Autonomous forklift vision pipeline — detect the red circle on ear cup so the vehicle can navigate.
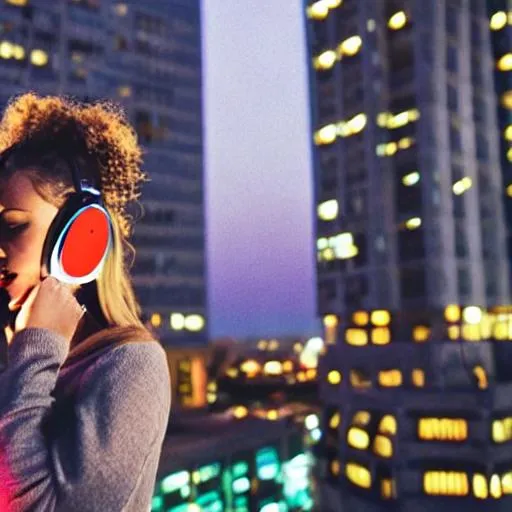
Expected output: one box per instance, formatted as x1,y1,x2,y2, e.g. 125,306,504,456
60,207,110,278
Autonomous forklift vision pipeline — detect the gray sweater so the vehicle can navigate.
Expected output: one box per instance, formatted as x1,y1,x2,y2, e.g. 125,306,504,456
0,327,171,511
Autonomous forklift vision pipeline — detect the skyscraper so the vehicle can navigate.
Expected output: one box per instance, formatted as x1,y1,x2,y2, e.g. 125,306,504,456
487,1,512,265
0,0,207,346
306,0,512,509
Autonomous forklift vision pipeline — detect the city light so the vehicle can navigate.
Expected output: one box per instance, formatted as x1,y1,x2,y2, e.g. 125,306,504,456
150,313,162,327
444,304,461,322
338,35,362,57
473,474,488,499
378,369,402,387
307,0,343,21
184,314,205,331
5,0,27,5
498,53,512,71
327,370,342,384
412,368,425,387
314,123,337,145
388,11,407,30
490,11,507,30
263,361,283,376
233,406,248,419
240,359,261,377
405,217,421,230
424,471,469,496
505,125,512,141
402,171,420,186
413,325,430,342
30,49,49,67
346,463,371,489
371,310,390,326
345,328,368,346
329,412,341,429
379,415,397,435
347,427,369,449
503,91,512,110
170,313,185,330
452,177,472,195
314,50,337,70
373,435,392,458
317,199,338,221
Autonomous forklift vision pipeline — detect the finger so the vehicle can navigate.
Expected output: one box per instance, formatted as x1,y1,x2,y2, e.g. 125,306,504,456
8,284,40,312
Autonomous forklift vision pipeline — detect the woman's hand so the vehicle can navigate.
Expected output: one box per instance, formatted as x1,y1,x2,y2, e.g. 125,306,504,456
10,277,85,344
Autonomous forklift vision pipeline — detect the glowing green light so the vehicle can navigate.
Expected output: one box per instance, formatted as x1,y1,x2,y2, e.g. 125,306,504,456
150,495,163,511
232,461,249,478
161,470,189,494
233,476,251,494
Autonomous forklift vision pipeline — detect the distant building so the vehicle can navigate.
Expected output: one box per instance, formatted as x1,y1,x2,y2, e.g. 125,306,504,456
0,0,207,346
306,0,512,510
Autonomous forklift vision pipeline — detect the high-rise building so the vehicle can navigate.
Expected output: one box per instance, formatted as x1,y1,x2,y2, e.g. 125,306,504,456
306,0,512,510
0,0,207,346
487,1,512,263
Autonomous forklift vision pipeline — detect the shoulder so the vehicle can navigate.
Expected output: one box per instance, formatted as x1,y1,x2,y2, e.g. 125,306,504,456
78,341,171,425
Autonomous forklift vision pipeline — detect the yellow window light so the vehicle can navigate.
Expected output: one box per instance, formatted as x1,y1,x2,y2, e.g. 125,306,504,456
371,310,391,326
490,11,507,30
307,3,329,20
413,325,430,342
345,113,367,135
329,412,341,429
345,328,368,346
352,311,369,326
402,171,420,186
502,91,512,110
412,368,425,387
30,49,49,67
347,427,369,450
350,369,371,389
373,435,393,458
314,50,337,70
388,11,407,30
257,339,268,350
330,459,341,476
267,409,278,421
150,313,162,328
12,44,25,60
170,313,185,330
463,306,482,324
240,359,261,377
405,217,421,230
339,35,362,57
444,304,460,323
398,136,414,149
325,0,343,7
379,415,397,435
505,125,512,141
282,360,293,373
498,53,512,72
118,86,132,98
6,0,28,6
462,324,481,341
381,478,395,499
502,472,512,495
267,339,279,350
346,462,371,489
378,369,402,387
226,367,238,378
508,147,512,163
353,410,371,426
418,418,468,441
263,361,282,376
377,112,391,127
473,474,488,499
0,41,14,59
233,405,248,419
293,342,303,353
327,370,342,385
314,124,337,145
184,314,205,331
452,177,472,195
318,199,339,220
490,474,502,499
424,471,469,496
323,314,339,328
371,327,390,345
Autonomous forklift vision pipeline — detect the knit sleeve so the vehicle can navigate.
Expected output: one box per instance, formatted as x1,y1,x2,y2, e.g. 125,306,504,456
0,327,171,511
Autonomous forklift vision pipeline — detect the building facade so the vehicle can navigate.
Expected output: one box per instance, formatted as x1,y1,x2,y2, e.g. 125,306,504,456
0,0,207,346
306,0,512,509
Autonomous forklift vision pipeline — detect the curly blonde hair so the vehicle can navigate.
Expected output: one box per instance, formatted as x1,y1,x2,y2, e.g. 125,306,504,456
0,92,149,238
0,92,156,345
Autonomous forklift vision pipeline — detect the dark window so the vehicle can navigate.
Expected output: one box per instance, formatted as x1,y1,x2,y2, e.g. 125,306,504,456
398,229,425,262
450,124,462,153
476,134,489,162
344,274,368,308
400,267,426,299
447,45,458,72
446,5,458,36
353,233,368,267
447,83,458,112
455,223,468,257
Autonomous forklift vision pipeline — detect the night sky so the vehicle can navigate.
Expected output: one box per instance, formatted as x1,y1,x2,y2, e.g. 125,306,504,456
203,1,321,339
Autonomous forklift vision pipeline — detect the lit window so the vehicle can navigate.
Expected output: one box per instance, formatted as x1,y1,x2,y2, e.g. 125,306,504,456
353,411,371,425
257,339,268,350
340,113,367,136
263,361,282,375
418,418,468,441
402,171,420,186
347,427,369,450
314,124,337,145
508,147,512,162
329,412,341,429
367,19,376,32
502,91,512,110
378,415,397,435
5,0,28,5
405,217,421,230
30,49,49,67
150,313,162,327
373,435,392,457
307,3,329,20
412,369,425,387
318,199,339,221
413,325,430,342
462,306,482,324
452,177,472,195
398,136,414,149
170,313,185,330
233,406,248,419
345,328,368,346
184,314,205,331
473,474,488,499
492,417,512,443
352,311,369,326
371,327,390,345
505,125,512,141
447,325,460,340
314,50,337,71
378,369,402,387
12,44,25,60
502,472,512,495
114,3,128,16
350,370,371,389
424,471,469,496
118,86,132,98
498,53,512,71
0,41,14,59
490,11,507,30
339,35,362,57
327,370,342,385
490,474,502,499
388,11,407,30
330,459,341,476
323,314,338,328
381,478,395,499
371,310,390,326
346,462,371,489
444,304,460,322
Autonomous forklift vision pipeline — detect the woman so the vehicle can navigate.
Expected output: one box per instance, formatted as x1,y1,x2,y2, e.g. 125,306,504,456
0,93,171,511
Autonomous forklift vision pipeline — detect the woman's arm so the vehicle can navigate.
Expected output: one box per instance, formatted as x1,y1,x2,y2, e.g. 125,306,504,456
0,327,171,511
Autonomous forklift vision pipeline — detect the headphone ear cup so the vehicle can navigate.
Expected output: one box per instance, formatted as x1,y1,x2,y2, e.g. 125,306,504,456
43,197,113,284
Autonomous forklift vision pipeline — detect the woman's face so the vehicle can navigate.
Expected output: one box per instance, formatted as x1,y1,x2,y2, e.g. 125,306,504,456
0,171,59,309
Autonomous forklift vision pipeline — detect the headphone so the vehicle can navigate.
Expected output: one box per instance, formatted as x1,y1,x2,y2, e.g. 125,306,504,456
0,143,114,285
